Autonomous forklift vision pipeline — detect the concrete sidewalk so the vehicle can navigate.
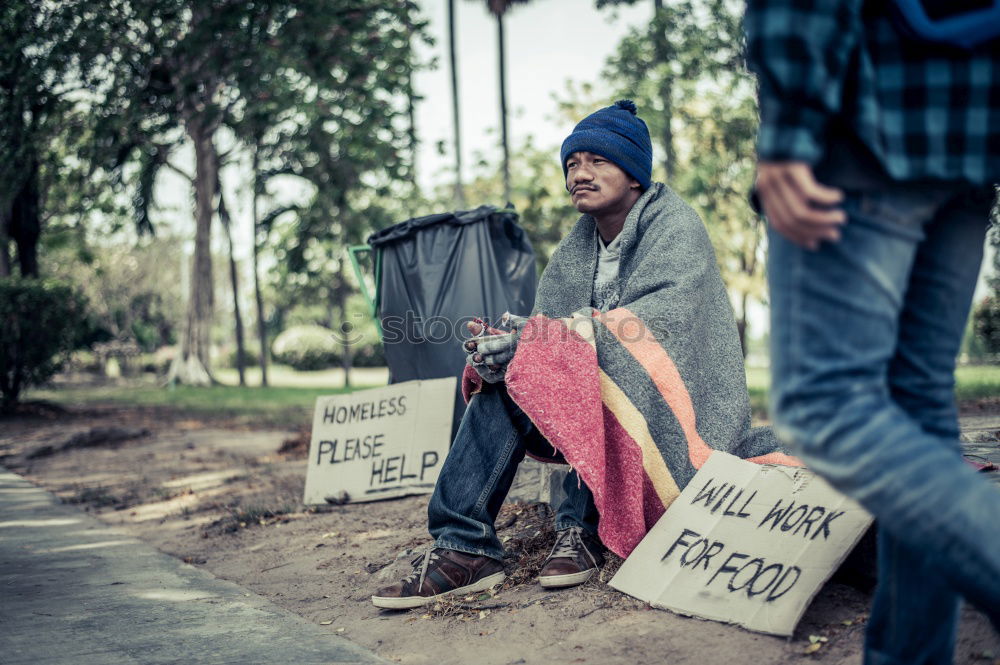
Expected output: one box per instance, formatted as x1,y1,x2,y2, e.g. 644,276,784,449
0,469,386,665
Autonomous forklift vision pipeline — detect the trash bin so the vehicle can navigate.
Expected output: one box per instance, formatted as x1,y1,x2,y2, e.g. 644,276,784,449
366,205,536,437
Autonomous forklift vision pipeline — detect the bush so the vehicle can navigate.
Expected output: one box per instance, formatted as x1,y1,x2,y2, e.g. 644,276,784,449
351,341,386,368
0,277,89,408
973,295,1000,355
225,348,260,369
271,325,341,371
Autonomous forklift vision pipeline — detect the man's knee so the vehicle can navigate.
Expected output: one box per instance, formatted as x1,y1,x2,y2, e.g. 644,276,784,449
770,386,835,456
771,383,878,461
888,376,959,439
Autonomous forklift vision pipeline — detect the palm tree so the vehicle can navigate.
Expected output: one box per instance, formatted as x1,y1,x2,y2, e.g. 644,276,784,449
482,0,530,204
448,0,465,208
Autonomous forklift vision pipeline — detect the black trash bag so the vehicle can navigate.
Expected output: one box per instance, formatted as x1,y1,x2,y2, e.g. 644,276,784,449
368,206,536,437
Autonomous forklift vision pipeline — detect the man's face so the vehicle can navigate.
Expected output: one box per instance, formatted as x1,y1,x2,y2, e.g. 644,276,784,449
565,151,640,215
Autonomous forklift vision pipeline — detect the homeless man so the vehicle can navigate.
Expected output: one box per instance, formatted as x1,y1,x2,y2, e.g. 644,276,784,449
372,100,796,610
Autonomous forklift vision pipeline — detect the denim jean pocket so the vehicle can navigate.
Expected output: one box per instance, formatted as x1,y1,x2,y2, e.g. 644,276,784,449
852,186,955,240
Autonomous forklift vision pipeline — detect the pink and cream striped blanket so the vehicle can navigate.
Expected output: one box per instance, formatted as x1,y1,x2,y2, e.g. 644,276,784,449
463,311,801,558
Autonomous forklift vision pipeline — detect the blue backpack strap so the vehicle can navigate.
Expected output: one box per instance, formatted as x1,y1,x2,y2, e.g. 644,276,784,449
891,0,1000,49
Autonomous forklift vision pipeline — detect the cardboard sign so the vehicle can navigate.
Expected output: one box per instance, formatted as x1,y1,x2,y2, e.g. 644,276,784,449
610,451,872,636
303,378,456,504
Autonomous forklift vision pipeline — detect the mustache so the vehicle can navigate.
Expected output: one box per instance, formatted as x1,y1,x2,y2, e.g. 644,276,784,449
571,184,599,194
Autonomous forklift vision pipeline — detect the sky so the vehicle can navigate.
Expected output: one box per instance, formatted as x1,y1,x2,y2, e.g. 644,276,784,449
411,0,652,192
152,0,992,322
157,0,651,241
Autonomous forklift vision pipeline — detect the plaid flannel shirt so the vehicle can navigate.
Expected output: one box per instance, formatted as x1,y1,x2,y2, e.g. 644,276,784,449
745,0,1000,185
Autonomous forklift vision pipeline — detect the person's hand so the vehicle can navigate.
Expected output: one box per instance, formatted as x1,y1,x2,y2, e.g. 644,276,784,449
463,314,529,383
755,161,846,250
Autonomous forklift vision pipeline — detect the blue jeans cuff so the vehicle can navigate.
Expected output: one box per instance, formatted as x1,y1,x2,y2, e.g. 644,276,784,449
433,538,504,562
553,519,599,538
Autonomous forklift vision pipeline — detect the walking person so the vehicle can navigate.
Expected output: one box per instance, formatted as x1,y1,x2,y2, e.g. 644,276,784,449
745,0,1000,661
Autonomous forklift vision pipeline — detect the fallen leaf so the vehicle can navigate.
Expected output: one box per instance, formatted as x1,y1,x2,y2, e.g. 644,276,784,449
803,643,822,655
841,620,853,626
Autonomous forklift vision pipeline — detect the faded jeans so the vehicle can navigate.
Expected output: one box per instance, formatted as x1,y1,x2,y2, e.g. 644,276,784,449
427,384,599,561
768,181,1000,664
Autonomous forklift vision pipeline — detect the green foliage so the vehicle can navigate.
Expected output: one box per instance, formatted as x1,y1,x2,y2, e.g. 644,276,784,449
0,277,88,408
439,134,579,272
973,296,1000,355
970,211,1000,357
226,349,261,369
352,342,386,368
42,238,183,351
28,381,364,427
271,324,341,371
1,0,129,275
595,0,764,345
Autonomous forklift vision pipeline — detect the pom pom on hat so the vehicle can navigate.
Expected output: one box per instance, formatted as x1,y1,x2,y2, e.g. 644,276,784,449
614,99,637,114
560,100,653,190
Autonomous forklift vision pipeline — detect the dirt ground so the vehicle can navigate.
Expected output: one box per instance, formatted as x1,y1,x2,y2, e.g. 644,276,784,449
2,403,998,665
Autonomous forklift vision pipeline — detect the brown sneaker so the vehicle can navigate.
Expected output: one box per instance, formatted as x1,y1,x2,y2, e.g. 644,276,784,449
371,548,505,609
538,527,605,589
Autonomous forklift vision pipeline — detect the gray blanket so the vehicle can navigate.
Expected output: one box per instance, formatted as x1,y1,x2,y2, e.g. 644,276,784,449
531,182,793,493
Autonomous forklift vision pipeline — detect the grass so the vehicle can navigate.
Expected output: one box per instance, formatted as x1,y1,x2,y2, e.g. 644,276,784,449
24,363,999,425
953,364,1000,402
746,364,1000,417
746,366,769,416
26,364,389,426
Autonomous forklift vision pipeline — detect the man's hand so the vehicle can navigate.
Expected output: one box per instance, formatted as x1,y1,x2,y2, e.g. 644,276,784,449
463,314,529,383
755,161,846,250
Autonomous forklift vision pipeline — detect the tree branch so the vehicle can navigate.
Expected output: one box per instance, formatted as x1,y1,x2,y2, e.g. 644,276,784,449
163,160,194,183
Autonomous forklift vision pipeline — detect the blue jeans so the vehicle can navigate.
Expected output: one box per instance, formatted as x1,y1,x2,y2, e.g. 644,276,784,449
427,385,600,561
768,182,1000,664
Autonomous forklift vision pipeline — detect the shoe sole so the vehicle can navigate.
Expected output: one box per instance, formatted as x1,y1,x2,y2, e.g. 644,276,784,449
538,568,597,589
371,572,506,609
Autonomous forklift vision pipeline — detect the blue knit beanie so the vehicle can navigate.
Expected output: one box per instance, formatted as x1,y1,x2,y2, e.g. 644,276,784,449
560,99,653,190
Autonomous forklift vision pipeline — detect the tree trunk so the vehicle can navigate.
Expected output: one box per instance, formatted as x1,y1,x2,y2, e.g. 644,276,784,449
406,55,419,196
448,0,465,208
658,76,675,180
737,291,748,358
251,147,269,387
218,181,246,387
0,207,11,278
167,119,217,386
651,2,676,180
496,13,510,204
8,155,40,278
336,262,352,390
